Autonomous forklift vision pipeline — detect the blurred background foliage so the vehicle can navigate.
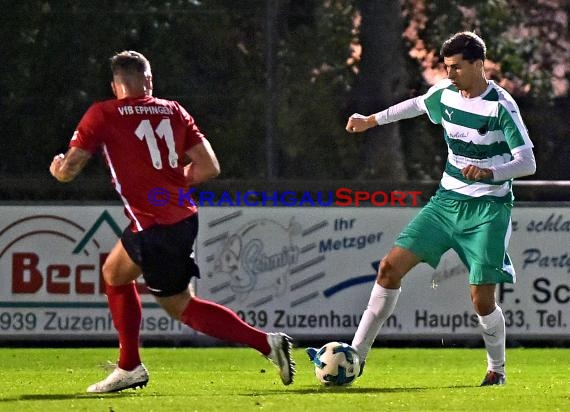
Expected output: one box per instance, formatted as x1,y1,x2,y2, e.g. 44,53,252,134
0,0,568,189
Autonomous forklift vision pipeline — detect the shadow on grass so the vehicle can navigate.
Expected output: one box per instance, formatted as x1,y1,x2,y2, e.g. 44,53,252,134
247,384,476,395
0,384,478,402
0,392,165,402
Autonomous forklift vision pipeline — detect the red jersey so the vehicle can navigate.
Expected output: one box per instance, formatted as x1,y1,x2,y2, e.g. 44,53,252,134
70,95,205,231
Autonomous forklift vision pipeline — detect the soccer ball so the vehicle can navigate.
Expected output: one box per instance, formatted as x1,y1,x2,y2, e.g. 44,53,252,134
307,342,361,386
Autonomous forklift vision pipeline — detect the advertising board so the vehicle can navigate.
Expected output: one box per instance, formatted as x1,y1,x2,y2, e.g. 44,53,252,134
0,205,568,342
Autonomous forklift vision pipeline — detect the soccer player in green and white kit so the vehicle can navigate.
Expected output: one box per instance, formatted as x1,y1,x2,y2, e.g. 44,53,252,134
345,32,536,386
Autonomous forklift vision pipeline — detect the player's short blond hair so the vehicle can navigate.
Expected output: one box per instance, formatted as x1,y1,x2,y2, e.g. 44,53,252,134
110,50,152,77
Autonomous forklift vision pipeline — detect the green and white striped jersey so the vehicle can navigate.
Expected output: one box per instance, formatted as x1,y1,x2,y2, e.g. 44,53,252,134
420,79,533,203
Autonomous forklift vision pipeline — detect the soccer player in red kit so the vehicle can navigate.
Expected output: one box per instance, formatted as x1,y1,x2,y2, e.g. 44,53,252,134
50,51,295,393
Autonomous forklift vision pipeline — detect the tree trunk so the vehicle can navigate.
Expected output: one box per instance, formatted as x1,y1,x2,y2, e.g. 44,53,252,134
354,0,409,181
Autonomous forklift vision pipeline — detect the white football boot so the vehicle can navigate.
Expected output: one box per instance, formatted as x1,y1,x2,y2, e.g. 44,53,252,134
266,332,295,385
86,363,149,393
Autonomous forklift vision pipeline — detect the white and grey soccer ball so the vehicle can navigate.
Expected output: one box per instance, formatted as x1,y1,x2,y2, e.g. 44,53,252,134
307,342,361,386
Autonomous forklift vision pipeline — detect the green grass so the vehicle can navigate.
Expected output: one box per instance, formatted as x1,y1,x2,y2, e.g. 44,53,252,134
0,347,568,411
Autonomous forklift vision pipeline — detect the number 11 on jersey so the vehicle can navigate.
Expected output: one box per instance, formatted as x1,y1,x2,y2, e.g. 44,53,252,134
135,118,178,169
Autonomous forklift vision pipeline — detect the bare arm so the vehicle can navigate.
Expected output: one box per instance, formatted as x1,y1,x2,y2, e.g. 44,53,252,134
183,139,220,186
49,147,92,182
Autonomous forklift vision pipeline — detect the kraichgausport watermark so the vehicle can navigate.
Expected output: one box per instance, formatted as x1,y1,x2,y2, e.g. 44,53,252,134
147,188,423,207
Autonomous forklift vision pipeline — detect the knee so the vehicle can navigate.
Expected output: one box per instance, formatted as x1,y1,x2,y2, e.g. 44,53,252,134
158,291,193,322
101,260,113,282
378,257,403,287
102,260,121,286
471,294,496,316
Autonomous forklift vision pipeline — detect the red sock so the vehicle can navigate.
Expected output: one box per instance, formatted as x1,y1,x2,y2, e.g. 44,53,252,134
106,282,142,370
181,297,271,355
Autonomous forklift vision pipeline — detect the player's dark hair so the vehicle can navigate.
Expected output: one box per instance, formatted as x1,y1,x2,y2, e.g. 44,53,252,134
110,51,151,76
440,32,486,62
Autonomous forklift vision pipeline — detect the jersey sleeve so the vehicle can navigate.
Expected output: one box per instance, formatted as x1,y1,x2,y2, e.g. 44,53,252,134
69,103,105,154
497,98,534,154
177,103,205,151
374,96,425,125
489,147,536,181
418,79,452,125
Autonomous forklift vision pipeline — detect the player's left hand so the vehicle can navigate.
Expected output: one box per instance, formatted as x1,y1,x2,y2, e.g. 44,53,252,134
461,165,493,181
346,113,376,133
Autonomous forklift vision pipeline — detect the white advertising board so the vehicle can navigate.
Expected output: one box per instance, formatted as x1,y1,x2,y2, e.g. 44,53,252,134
195,206,570,340
0,205,568,341
0,206,194,340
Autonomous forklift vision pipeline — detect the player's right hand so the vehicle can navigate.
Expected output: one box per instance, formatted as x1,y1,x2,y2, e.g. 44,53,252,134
49,153,65,177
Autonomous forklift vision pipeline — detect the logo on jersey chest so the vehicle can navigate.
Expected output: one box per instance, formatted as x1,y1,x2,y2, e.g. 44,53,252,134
477,125,489,135
448,124,489,140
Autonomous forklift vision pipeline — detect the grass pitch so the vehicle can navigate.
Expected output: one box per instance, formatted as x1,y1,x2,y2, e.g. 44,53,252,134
0,347,568,411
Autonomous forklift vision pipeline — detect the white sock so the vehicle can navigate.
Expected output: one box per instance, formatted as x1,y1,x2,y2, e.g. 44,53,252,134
478,306,506,375
351,283,401,362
